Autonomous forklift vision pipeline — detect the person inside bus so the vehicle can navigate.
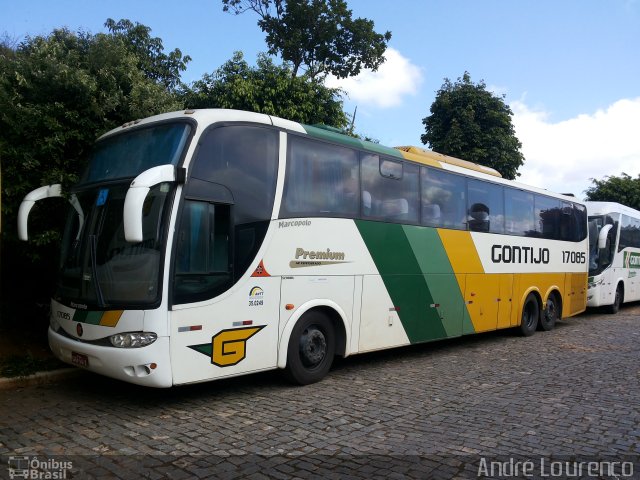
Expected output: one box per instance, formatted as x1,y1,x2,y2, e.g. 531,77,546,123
468,202,490,232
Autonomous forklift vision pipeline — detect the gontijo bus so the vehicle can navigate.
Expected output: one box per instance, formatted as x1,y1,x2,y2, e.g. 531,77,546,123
18,109,589,387
586,201,640,313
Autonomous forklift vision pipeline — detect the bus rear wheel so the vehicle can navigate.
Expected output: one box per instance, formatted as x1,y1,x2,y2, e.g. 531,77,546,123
285,311,335,385
519,293,540,336
539,292,560,331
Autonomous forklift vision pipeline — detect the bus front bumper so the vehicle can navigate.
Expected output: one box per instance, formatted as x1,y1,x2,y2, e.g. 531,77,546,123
48,327,173,387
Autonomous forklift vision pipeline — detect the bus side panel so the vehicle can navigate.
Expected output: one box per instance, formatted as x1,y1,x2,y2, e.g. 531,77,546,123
565,272,588,316
622,250,640,302
355,221,472,345
359,275,410,352
463,273,513,332
170,276,281,385
279,275,355,345
628,270,640,302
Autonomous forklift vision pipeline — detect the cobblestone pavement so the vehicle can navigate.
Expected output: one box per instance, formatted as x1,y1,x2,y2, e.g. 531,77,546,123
1,307,639,479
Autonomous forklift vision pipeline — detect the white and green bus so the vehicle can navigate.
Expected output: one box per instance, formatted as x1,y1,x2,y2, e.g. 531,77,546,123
586,201,640,313
18,109,589,387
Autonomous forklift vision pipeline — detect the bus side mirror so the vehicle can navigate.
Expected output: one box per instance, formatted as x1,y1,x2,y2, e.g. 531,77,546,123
123,165,185,243
597,224,613,250
18,184,63,241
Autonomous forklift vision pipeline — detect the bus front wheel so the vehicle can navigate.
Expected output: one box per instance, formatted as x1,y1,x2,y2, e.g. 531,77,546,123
285,311,335,385
519,293,540,336
606,284,623,314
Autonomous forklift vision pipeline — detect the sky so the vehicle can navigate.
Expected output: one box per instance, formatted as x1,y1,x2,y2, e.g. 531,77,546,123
2,0,639,200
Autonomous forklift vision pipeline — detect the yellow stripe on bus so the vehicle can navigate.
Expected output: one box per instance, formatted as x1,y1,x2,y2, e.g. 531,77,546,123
437,230,484,274
100,310,123,327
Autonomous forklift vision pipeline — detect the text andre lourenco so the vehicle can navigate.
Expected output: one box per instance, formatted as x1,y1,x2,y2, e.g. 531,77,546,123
477,457,634,478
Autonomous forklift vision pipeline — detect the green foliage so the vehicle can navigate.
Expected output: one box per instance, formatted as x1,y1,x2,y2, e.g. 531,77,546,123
105,18,191,91
0,25,183,256
421,72,525,180
222,0,391,79
181,51,349,128
584,173,640,210
0,23,186,322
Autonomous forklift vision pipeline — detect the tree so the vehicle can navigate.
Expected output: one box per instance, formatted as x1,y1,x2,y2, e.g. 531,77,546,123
222,0,391,79
181,51,348,128
421,72,524,180
105,18,191,91
0,26,183,248
584,173,640,210
0,23,185,326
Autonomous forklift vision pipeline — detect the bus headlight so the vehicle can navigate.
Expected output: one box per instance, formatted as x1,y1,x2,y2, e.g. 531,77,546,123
110,332,157,348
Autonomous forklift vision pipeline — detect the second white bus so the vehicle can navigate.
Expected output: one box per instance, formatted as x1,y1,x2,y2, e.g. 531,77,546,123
586,201,640,312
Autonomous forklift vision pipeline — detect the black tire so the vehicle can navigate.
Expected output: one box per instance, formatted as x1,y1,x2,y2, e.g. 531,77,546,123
539,292,560,331
519,293,540,336
606,285,623,314
285,311,335,385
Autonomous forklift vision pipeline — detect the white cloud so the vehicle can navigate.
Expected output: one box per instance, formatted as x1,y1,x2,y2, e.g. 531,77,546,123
325,48,423,108
512,97,640,200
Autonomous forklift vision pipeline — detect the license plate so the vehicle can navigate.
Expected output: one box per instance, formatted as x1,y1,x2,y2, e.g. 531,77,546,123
71,352,89,368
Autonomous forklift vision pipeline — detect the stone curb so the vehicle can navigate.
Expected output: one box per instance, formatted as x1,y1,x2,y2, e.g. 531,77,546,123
0,368,83,390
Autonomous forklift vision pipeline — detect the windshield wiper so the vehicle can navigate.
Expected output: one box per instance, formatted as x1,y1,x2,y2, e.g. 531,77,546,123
89,234,107,308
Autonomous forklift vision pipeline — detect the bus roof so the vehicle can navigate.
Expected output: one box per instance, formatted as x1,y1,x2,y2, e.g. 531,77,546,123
394,146,502,177
584,201,640,218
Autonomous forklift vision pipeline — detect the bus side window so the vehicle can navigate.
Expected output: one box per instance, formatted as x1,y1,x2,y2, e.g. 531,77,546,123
572,203,587,242
559,202,573,241
467,179,504,234
534,195,561,239
281,136,359,218
189,125,278,283
173,200,231,304
618,214,640,252
361,154,419,223
504,188,534,236
421,167,466,230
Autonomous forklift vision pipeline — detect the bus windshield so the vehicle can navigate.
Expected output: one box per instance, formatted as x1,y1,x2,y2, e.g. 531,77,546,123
78,122,191,185
56,183,172,309
55,122,192,308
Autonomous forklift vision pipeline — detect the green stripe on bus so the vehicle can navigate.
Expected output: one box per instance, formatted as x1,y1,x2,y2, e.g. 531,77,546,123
188,343,213,357
402,226,475,336
355,220,449,343
73,310,103,325
302,125,404,159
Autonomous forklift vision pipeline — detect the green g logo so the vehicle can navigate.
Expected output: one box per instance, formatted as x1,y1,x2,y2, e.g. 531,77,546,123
188,326,265,366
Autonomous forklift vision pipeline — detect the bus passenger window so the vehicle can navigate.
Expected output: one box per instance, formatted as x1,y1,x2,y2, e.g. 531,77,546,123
534,195,561,239
504,188,534,236
421,167,466,230
361,154,418,223
572,203,587,242
467,179,504,233
281,136,359,217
